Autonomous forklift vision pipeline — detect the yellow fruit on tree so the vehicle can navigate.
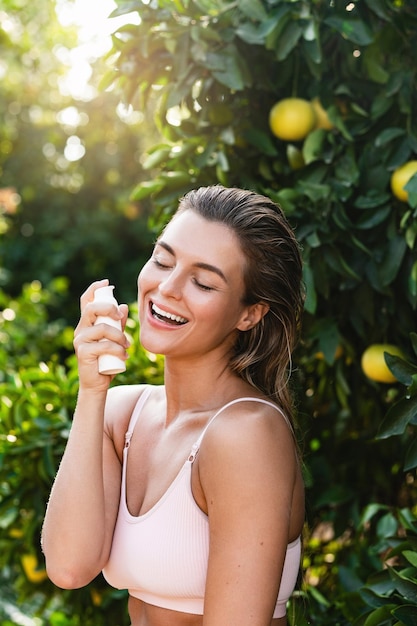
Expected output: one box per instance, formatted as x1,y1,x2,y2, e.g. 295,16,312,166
361,344,404,383
390,160,417,202
21,554,48,584
312,97,334,130
269,98,316,141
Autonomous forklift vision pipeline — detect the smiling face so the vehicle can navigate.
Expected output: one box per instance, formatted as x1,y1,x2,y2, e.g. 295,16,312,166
138,210,261,363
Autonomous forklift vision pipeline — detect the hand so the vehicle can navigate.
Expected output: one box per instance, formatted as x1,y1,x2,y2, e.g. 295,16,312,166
73,279,130,391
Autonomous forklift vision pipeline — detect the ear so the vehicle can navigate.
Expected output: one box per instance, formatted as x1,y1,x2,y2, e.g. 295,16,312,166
237,302,270,331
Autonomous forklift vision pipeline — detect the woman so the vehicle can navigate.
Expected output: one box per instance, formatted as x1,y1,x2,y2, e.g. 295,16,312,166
42,185,305,626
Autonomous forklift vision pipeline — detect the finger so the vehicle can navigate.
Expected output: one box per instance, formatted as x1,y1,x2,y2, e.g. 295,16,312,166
76,338,129,363
77,291,124,332
80,279,109,312
74,322,127,347
119,304,129,330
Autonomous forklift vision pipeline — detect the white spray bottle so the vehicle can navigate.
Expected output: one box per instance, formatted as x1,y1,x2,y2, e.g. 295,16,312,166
93,285,126,375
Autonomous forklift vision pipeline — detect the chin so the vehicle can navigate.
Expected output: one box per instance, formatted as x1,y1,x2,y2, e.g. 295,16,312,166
139,329,165,356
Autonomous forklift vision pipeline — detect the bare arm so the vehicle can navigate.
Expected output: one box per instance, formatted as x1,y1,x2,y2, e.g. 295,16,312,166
199,404,303,626
41,280,131,589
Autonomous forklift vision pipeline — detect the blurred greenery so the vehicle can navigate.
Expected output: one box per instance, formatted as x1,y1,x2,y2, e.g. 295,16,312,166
1,0,417,624
0,0,157,322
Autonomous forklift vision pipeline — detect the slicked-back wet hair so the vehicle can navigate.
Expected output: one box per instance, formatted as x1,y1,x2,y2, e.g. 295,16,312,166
176,185,304,425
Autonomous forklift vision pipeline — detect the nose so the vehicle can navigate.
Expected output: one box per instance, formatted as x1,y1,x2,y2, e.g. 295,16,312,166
158,268,183,299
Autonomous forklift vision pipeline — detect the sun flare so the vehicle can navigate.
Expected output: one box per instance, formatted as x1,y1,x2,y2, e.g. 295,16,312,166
55,0,140,100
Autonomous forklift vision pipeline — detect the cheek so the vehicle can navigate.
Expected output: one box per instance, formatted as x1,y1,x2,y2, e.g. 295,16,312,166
138,261,152,293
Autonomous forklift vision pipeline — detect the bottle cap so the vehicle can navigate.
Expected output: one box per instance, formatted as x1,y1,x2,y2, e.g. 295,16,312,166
94,286,116,302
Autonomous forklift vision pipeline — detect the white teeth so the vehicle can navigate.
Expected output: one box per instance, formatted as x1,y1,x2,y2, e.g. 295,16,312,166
151,303,187,324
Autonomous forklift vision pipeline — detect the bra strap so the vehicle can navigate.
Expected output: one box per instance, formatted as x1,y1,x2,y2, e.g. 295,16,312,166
124,386,153,449
188,397,289,462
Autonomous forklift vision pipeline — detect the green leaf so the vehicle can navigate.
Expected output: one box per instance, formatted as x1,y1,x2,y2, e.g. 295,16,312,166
371,96,395,121
303,129,326,165
323,248,362,281
392,605,417,626
403,551,417,568
207,45,250,90
306,232,321,248
350,233,372,256
325,16,375,46
159,171,190,188
141,146,172,170
376,513,398,539
354,192,391,209
363,604,395,626
235,13,284,46
378,396,417,439
275,188,299,214
307,585,331,607
375,127,406,147
303,37,322,66
384,354,417,386
130,180,165,200
302,19,322,64
406,226,417,250
364,569,395,596
303,263,317,314
356,205,391,230
238,0,268,22
398,508,417,532
298,181,332,203
190,24,222,44
405,174,417,209
265,7,292,51
316,319,341,364
363,604,396,625
404,437,417,471
365,0,391,20
275,21,303,61
378,236,407,286
236,22,268,45
363,44,390,84
166,67,202,108
110,1,141,18
244,128,278,156
388,566,417,603
359,587,393,610
0,505,19,529
360,503,389,527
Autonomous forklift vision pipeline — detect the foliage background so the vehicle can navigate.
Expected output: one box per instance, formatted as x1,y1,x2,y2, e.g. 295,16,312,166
0,0,416,624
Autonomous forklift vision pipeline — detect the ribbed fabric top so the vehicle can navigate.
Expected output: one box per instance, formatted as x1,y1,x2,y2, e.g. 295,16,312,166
102,387,301,616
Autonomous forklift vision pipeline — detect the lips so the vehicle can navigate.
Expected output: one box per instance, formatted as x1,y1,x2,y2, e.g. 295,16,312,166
150,302,188,325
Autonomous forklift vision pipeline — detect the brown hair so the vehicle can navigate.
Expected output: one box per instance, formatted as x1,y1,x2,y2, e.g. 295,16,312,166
177,185,304,423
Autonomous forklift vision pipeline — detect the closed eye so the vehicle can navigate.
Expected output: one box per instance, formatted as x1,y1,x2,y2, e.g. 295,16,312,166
192,278,214,291
152,257,171,269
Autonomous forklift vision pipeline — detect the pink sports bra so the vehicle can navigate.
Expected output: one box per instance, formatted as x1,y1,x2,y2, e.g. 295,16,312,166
103,387,301,617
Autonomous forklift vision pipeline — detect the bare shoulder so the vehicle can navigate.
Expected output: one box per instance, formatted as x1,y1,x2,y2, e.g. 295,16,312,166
104,384,161,457
202,399,297,464
198,398,300,498
197,397,303,537
105,383,144,416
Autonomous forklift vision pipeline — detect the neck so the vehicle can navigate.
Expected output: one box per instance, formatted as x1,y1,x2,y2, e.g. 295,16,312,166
162,355,249,420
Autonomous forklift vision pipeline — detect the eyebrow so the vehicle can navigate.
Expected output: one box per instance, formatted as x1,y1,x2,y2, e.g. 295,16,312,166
156,240,228,284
